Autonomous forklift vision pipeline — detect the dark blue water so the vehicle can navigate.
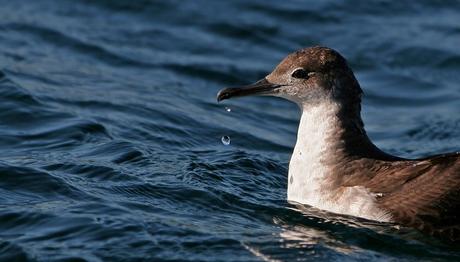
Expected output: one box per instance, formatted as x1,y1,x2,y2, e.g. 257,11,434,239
1,0,460,261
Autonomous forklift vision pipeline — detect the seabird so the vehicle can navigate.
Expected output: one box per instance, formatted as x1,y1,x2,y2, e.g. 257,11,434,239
217,46,460,242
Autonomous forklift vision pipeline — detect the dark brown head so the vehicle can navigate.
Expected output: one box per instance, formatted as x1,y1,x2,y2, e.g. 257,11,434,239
217,46,362,107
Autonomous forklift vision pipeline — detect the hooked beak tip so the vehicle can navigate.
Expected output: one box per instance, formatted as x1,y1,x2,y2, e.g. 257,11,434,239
216,88,232,102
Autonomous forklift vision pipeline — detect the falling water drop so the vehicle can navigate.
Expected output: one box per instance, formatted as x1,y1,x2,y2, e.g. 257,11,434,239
221,135,231,145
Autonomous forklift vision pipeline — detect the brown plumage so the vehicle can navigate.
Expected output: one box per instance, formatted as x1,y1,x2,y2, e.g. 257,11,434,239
362,153,460,241
217,46,460,242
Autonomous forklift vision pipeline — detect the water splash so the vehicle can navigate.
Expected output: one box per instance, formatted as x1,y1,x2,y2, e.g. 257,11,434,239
221,107,232,145
221,135,231,145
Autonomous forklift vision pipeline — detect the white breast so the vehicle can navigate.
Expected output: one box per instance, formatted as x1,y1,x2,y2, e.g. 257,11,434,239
287,103,392,222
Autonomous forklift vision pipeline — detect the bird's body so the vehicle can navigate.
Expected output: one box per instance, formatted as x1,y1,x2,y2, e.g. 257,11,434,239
217,46,460,242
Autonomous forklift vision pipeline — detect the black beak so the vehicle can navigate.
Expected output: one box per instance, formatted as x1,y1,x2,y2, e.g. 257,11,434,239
217,78,284,102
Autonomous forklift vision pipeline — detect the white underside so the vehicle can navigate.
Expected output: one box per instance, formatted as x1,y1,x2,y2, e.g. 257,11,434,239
287,103,392,222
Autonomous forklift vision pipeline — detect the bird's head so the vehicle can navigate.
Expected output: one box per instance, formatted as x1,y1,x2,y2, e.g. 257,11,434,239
217,46,362,107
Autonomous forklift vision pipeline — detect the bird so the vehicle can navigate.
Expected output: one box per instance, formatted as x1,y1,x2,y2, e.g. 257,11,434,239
216,46,460,242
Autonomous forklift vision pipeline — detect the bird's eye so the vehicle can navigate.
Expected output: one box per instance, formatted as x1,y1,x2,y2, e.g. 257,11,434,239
291,68,309,79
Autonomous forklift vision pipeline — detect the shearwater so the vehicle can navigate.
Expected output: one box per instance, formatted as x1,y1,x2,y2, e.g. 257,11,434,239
217,46,460,242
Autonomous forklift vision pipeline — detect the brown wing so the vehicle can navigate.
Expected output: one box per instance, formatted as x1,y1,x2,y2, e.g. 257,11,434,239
375,153,460,242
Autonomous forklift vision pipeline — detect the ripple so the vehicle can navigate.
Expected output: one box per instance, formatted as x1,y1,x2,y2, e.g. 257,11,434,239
43,163,138,183
388,46,460,68
0,119,111,151
208,22,278,38
162,63,247,85
437,55,460,70
1,0,460,260
407,118,460,141
2,23,156,68
0,74,43,108
0,163,92,203
243,2,340,23
0,240,29,262
402,116,460,156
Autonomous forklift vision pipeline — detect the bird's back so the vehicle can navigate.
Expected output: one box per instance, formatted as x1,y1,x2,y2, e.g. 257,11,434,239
364,152,460,242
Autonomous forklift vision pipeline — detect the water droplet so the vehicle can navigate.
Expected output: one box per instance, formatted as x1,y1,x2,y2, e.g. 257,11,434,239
221,135,231,145
225,107,231,112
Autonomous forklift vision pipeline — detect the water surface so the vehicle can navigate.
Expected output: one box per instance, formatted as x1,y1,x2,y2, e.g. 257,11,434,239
1,0,460,261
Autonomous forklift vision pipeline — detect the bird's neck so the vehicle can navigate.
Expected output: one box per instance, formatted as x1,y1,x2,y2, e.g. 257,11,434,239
294,101,375,164
287,101,394,221
288,101,387,197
